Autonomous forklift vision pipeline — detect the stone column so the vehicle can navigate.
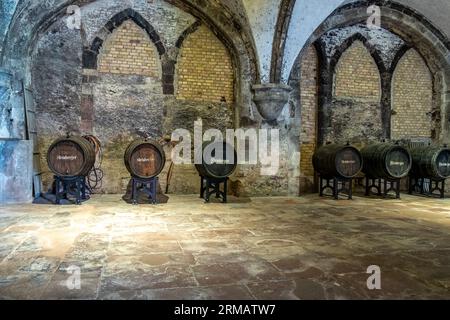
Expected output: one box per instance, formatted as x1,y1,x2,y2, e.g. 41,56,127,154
252,83,299,196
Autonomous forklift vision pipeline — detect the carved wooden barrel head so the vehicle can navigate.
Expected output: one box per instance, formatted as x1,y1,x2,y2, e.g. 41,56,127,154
385,146,411,178
335,146,363,178
124,139,166,179
195,141,238,179
47,136,96,177
361,143,412,179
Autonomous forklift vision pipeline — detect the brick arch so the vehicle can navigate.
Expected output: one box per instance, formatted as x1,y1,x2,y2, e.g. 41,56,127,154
329,33,386,74
82,8,166,70
286,1,450,145
2,0,259,126
97,20,162,78
333,39,382,101
270,0,296,83
175,20,202,52
175,25,235,104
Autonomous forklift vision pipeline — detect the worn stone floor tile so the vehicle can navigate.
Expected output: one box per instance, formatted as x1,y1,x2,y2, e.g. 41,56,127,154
108,239,181,256
246,280,298,300
193,252,262,265
0,272,53,299
101,285,254,300
40,271,101,300
179,239,247,254
0,253,60,276
100,263,197,292
192,261,285,286
1,194,450,299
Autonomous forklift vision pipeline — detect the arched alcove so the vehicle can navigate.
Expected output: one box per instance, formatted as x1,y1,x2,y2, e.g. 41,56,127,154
392,49,433,140
176,25,234,105
334,41,381,101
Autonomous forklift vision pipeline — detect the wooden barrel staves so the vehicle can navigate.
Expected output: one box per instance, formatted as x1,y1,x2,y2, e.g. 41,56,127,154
312,144,363,179
410,145,450,180
47,136,96,177
361,143,412,179
124,139,166,179
195,141,238,179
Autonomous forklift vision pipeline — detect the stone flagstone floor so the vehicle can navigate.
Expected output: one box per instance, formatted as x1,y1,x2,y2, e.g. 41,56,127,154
0,194,449,300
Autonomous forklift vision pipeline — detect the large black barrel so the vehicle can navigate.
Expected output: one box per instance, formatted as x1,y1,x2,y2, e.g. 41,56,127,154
361,143,412,179
47,136,96,177
312,144,363,178
124,139,166,179
410,145,450,180
195,141,237,179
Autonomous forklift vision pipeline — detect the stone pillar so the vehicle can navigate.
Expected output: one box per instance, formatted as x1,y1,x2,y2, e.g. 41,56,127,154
0,68,33,203
252,83,299,196
0,69,14,138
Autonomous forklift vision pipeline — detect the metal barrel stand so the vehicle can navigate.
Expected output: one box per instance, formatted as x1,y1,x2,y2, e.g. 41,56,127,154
200,176,228,203
131,176,158,205
319,176,353,200
365,177,401,199
54,175,87,205
409,177,445,199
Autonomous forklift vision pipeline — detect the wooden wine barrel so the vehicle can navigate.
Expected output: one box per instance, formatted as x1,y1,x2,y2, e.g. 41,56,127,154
312,144,363,179
410,145,450,180
124,139,166,179
195,141,237,179
361,143,412,179
47,136,96,177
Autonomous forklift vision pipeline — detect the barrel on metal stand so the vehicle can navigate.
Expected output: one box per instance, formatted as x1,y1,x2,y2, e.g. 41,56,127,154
313,143,363,200
47,136,96,177
410,145,450,180
361,143,412,179
124,139,166,179
312,144,363,179
195,141,237,203
195,141,238,179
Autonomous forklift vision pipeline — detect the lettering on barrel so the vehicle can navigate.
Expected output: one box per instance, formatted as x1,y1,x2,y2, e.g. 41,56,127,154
137,158,151,163
210,158,231,165
341,160,356,164
57,155,78,161
439,162,450,167
390,161,405,166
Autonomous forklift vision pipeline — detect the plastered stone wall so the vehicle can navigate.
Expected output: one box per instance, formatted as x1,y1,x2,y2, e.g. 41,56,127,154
392,49,433,140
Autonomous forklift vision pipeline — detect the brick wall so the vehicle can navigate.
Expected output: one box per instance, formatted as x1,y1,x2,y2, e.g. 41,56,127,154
98,20,160,77
334,41,381,100
176,25,234,104
299,45,319,193
392,49,433,140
